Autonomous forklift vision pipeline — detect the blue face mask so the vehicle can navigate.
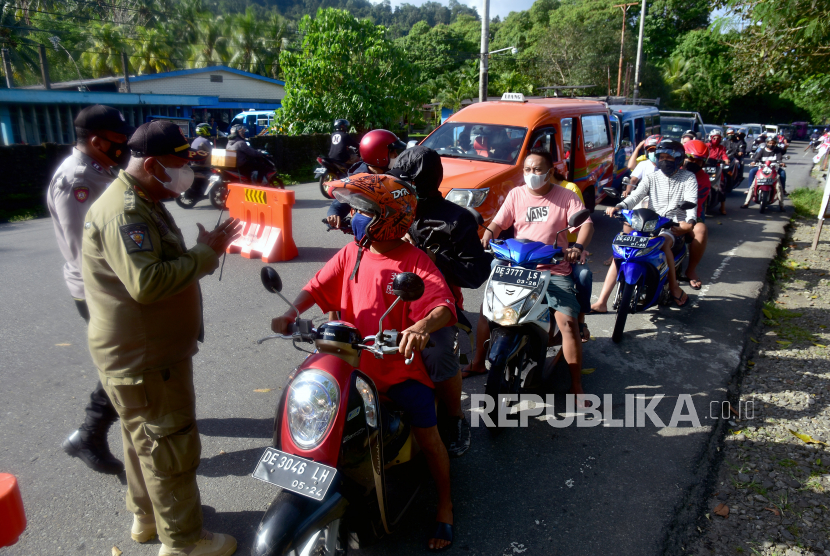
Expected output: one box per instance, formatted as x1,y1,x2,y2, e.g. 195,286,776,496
351,213,373,242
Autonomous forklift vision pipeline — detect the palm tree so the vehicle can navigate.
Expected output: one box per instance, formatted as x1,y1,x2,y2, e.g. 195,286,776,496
132,25,176,74
81,22,126,77
663,55,695,104
227,7,266,74
191,15,229,68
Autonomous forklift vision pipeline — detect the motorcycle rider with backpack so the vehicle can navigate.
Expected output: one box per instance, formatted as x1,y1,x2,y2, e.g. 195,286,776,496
227,124,275,183
390,146,492,457
325,129,406,229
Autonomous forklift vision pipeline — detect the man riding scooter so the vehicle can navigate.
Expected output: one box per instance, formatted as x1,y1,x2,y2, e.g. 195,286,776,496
741,136,787,211
681,140,711,290
706,129,730,215
328,118,360,166
724,128,746,190
272,173,457,551
390,146,492,457
227,124,275,183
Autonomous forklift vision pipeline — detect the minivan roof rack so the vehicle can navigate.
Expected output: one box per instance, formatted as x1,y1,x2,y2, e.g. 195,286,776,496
584,96,660,107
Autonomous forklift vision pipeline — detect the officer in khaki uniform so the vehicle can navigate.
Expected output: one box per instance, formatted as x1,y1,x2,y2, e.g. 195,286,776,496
82,120,241,556
47,104,134,475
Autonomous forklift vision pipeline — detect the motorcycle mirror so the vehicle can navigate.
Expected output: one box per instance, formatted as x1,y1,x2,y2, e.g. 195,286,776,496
465,206,485,228
602,186,620,199
679,201,697,210
568,208,591,228
406,139,419,149
261,266,283,293
392,272,425,302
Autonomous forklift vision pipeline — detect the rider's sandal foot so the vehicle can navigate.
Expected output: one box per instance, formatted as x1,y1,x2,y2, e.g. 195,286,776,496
460,364,486,379
689,279,702,290
587,307,607,315
740,204,749,209
428,521,454,552
672,291,691,308
579,322,590,343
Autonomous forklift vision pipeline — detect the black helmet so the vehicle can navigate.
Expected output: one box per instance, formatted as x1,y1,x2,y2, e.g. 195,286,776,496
654,138,685,166
334,119,350,132
229,124,246,139
681,129,696,140
388,146,443,200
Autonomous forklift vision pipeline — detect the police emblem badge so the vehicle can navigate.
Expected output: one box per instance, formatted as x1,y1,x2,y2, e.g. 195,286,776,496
73,187,90,203
119,223,154,253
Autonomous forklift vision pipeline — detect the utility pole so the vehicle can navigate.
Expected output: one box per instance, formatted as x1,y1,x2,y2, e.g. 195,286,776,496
613,3,638,97
2,48,15,88
632,0,647,103
121,51,131,93
38,44,51,89
479,0,489,103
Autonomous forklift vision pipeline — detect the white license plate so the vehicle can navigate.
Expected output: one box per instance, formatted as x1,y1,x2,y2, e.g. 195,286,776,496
252,448,337,500
704,167,717,173
492,266,542,288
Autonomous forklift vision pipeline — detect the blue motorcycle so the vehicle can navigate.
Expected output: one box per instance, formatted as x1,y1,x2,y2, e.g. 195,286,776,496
607,199,697,343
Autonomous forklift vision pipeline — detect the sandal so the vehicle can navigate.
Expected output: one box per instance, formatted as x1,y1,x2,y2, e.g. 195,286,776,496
460,364,486,379
428,521,454,552
579,322,590,343
672,291,691,308
689,279,702,290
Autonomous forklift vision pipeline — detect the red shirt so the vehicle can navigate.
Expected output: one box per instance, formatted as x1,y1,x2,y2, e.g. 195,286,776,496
303,241,457,392
693,169,711,218
707,142,729,163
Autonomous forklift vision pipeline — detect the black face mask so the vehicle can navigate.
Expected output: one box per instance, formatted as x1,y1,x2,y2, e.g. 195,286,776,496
102,140,130,168
685,162,701,174
657,159,677,176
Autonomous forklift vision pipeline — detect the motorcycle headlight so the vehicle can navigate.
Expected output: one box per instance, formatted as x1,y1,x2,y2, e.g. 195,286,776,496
630,213,644,231
354,376,377,428
446,188,489,208
493,305,520,326
287,370,339,449
642,219,658,232
519,280,545,319
762,167,772,175
485,282,495,311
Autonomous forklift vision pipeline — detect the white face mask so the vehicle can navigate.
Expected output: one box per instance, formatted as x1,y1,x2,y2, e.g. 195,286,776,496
524,169,549,191
154,162,194,194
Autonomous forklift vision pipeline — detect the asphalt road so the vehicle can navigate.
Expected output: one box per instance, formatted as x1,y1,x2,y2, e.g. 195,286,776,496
0,144,814,556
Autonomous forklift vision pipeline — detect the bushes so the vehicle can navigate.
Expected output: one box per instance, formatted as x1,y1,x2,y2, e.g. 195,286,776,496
0,144,73,223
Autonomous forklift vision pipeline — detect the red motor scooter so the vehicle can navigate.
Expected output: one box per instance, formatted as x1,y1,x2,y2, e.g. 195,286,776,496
749,159,785,213
250,267,430,556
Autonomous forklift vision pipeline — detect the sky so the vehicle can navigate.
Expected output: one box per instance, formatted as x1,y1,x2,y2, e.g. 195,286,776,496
371,0,538,21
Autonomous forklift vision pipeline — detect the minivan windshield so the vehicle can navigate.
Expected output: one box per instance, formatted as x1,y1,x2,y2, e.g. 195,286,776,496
661,118,693,139
421,122,528,165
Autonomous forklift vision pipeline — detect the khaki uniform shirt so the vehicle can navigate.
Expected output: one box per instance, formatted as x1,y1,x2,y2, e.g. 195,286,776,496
82,170,218,376
46,149,116,299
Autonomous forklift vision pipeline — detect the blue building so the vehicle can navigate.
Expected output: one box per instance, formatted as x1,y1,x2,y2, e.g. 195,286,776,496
1,66,285,145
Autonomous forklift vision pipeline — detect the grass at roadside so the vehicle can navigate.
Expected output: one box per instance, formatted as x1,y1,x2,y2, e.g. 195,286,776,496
789,187,823,217
279,162,317,185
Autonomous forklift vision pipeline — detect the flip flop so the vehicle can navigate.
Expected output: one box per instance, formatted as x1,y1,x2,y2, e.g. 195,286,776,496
672,291,691,308
688,278,702,290
428,521,454,552
460,365,487,379
587,308,607,315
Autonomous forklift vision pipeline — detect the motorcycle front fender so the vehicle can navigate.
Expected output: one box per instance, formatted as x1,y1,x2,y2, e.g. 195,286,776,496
488,326,528,368
619,261,645,286
251,489,349,556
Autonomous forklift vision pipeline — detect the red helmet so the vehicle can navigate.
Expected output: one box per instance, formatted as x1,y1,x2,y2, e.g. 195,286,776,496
644,134,663,151
684,139,708,161
359,130,407,169
331,173,416,243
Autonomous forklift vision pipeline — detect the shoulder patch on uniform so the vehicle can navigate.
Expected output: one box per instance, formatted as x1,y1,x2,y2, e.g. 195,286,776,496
124,189,136,213
119,223,153,253
73,186,90,203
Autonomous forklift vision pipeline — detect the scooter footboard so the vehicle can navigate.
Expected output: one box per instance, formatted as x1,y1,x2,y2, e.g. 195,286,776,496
251,489,348,556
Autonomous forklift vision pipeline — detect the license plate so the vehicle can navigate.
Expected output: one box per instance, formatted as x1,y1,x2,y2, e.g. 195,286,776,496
757,178,773,185
252,447,337,500
315,167,325,173
613,234,650,248
704,167,717,173
492,266,543,288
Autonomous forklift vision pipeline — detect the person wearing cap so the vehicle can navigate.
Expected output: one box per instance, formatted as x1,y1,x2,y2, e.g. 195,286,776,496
391,146,492,457
82,120,241,556
48,104,134,475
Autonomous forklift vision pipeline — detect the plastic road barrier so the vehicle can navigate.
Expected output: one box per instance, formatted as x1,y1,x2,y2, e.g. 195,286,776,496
811,169,830,250
0,473,26,547
225,184,298,262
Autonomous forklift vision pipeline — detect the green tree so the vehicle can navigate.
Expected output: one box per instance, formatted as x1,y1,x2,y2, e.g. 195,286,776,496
395,20,476,82
641,0,710,59
434,60,478,112
275,8,425,134
664,30,733,121
80,22,126,77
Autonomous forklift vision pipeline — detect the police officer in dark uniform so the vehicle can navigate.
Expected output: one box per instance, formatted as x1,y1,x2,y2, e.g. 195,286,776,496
48,105,134,474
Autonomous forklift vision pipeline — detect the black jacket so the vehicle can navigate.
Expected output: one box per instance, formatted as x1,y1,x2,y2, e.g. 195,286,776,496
725,138,746,158
408,195,491,290
328,131,359,163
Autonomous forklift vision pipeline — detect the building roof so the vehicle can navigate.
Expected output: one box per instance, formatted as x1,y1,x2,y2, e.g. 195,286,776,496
23,65,285,91
128,66,285,86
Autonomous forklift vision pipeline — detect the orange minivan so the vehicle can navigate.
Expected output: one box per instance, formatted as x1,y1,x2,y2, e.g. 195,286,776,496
420,93,615,226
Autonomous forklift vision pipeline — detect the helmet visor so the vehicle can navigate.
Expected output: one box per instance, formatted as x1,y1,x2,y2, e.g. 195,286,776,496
333,189,382,216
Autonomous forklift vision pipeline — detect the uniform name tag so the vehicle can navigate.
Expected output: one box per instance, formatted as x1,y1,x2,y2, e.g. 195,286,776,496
119,223,154,253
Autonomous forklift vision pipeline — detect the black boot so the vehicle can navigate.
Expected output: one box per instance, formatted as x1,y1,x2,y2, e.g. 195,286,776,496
62,381,123,474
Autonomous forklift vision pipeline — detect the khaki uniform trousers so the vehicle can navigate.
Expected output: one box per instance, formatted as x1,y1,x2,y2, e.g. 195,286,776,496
99,358,202,548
